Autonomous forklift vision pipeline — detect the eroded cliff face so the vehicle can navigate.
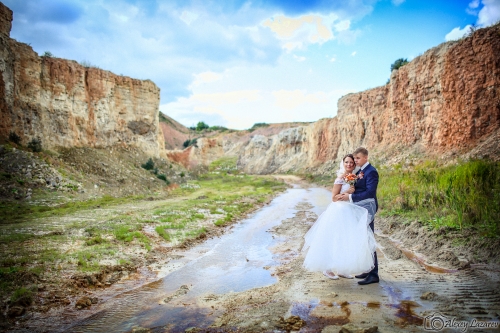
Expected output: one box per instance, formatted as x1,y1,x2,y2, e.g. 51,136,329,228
185,23,499,174
0,3,164,157
336,25,500,159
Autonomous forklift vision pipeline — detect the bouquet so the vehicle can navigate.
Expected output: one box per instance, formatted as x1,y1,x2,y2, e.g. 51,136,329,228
343,173,358,185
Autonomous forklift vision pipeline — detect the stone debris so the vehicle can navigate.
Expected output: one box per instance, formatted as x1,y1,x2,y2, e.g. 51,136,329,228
339,323,378,333
276,315,306,331
420,291,437,300
75,296,92,309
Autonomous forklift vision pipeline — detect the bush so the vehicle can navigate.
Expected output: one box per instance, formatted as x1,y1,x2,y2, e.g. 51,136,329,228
42,51,53,58
27,137,42,152
209,125,228,131
157,174,170,184
183,138,198,148
390,58,409,71
141,158,155,170
180,172,185,178
8,132,21,145
196,121,209,131
249,123,269,131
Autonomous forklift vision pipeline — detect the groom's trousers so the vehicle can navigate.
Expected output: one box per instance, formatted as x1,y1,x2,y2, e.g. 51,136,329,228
369,219,378,275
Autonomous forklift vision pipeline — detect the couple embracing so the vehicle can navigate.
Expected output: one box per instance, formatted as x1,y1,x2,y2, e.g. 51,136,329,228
302,147,380,285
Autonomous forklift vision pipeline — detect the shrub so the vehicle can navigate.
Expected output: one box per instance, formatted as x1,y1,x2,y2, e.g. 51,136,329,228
27,137,42,152
180,172,185,178
141,158,155,170
390,58,409,71
209,125,228,131
183,138,198,148
42,51,53,58
157,174,170,184
249,123,269,132
196,121,209,131
8,132,21,145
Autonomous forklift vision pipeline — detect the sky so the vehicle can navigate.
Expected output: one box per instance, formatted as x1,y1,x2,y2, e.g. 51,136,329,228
4,0,500,130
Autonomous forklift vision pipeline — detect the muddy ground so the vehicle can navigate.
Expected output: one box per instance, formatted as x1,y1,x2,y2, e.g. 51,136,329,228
4,177,500,333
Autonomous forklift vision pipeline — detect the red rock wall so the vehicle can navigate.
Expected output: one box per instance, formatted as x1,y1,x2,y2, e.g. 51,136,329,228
337,24,500,160
0,4,164,156
190,24,499,173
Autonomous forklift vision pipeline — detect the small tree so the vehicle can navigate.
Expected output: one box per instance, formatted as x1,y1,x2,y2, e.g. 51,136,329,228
183,138,198,148
390,58,409,72
8,132,21,145
141,158,155,170
27,137,42,152
196,121,209,131
42,51,53,58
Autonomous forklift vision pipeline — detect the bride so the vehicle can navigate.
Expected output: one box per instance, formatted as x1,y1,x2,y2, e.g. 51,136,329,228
302,154,377,279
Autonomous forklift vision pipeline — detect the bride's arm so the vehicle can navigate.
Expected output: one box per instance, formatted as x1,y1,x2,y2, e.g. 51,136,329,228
331,184,343,202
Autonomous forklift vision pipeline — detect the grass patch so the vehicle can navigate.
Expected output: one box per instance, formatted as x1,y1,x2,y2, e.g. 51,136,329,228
0,195,144,225
155,226,171,241
114,225,151,250
378,159,499,237
10,286,34,304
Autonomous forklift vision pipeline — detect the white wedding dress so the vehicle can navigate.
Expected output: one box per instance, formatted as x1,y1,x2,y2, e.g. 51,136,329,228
302,177,377,276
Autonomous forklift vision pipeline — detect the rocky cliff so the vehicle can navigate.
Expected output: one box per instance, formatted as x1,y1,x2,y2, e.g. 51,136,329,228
183,23,500,174
0,3,164,157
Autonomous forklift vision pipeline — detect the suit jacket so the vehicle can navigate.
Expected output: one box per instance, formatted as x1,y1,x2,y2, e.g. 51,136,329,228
352,163,379,212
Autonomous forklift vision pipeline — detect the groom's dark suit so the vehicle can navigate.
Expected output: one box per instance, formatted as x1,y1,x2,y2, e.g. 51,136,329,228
352,163,379,277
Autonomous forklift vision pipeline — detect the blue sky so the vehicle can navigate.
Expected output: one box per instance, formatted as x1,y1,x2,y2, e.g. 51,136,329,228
4,0,500,129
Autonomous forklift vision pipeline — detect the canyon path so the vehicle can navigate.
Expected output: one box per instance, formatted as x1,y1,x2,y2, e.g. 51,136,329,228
15,178,499,333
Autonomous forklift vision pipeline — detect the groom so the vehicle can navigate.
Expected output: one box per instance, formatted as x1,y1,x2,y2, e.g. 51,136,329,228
338,147,379,285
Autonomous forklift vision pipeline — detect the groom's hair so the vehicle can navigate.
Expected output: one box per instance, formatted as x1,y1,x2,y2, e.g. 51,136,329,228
353,147,369,156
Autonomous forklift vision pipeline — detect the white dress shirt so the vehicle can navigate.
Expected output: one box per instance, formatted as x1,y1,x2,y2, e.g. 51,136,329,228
349,162,370,202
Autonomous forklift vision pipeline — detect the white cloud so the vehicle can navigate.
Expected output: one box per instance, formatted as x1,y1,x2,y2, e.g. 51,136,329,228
191,71,223,87
446,0,500,41
262,13,358,51
180,11,199,25
466,0,480,14
272,90,328,110
330,57,336,62
193,90,262,105
445,25,472,41
470,0,481,8
334,20,350,31
293,55,306,62
351,51,357,56
477,0,500,26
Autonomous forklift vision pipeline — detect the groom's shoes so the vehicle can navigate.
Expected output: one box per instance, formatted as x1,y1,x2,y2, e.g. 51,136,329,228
355,272,369,279
357,274,379,285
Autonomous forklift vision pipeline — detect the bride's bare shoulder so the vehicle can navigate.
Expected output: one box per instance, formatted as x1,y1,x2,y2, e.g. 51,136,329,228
334,175,344,185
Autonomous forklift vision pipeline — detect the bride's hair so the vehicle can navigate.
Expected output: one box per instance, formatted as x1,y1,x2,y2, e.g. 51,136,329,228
343,154,354,162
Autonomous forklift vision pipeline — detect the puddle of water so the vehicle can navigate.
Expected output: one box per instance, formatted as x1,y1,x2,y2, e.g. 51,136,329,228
390,300,424,327
67,187,332,333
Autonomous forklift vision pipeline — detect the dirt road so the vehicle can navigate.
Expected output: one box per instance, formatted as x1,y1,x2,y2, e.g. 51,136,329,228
12,179,500,333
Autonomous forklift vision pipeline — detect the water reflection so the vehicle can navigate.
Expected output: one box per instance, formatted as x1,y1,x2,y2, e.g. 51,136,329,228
68,188,331,332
